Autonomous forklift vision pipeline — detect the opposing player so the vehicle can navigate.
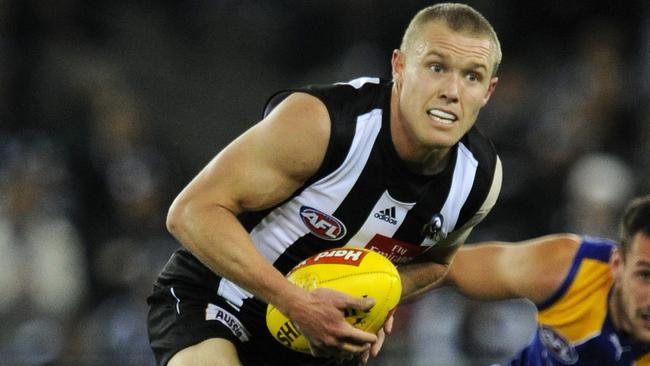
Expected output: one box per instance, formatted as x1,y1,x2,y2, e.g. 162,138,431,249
443,195,650,365
147,3,503,365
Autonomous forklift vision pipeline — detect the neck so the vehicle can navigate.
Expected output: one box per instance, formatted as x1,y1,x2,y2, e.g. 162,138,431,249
402,150,451,175
389,84,451,175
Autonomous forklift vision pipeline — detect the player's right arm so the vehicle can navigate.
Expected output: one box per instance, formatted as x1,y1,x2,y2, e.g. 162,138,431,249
166,92,376,358
444,234,581,304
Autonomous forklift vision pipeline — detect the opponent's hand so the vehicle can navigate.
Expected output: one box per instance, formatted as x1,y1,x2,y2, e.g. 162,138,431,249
360,312,394,364
286,287,378,359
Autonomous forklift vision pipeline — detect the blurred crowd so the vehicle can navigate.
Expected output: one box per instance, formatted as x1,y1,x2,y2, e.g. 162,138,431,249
0,1,648,365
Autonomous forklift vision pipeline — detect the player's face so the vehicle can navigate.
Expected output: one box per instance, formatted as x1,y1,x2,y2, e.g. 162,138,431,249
391,21,498,154
611,232,650,343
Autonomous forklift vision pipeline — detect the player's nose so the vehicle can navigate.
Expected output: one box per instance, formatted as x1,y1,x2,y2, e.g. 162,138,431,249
438,73,460,103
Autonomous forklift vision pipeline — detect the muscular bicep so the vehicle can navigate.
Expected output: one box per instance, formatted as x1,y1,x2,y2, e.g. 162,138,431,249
447,234,581,303
179,93,330,214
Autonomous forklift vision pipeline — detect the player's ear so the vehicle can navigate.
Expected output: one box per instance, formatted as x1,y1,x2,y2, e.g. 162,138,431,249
610,247,624,281
391,49,405,86
482,77,498,106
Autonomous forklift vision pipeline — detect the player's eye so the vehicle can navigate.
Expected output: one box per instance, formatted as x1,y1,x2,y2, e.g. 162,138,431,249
637,271,650,281
466,72,480,82
430,64,443,73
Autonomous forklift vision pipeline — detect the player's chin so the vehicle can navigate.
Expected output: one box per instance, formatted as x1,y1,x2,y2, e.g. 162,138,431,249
423,134,459,150
635,333,650,344
426,126,467,147
632,325,650,343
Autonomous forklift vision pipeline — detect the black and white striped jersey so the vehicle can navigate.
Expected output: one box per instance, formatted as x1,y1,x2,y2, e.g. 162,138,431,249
163,77,501,314
206,77,502,310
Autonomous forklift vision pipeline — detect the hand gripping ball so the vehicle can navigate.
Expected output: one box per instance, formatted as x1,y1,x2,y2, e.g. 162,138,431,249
266,247,401,353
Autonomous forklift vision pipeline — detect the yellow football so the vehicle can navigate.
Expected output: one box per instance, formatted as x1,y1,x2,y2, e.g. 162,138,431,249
266,247,401,353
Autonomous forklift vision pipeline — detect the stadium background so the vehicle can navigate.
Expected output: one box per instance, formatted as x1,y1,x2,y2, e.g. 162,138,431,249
0,0,648,365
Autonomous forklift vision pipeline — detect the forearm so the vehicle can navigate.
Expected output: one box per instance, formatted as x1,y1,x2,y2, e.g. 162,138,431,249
397,236,463,303
398,261,450,303
167,201,305,311
447,236,580,302
445,244,519,301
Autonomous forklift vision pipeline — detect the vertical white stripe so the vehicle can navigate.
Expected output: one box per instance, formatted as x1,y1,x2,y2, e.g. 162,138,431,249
251,109,383,263
170,287,181,315
422,142,478,246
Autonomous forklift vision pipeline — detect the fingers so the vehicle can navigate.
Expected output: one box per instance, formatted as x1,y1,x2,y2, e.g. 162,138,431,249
360,349,370,364
341,341,370,354
311,287,375,312
383,313,394,335
358,326,387,363
306,323,375,358
311,340,371,361
348,295,375,311
336,342,370,364
370,328,384,357
337,328,376,363
345,325,378,344
299,289,380,360
368,314,394,360
352,324,390,364
308,325,375,359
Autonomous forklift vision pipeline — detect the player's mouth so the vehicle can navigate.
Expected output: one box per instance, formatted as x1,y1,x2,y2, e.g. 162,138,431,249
427,108,458,125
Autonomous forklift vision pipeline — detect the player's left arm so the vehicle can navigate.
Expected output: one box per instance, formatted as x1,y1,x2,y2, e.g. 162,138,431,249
398,156,502,303
397,229,466,303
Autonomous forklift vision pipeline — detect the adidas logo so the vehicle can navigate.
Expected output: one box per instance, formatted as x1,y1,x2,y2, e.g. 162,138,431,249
374,206,397,225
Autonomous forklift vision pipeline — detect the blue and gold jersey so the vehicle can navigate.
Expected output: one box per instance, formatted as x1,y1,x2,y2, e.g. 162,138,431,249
508,238,650,365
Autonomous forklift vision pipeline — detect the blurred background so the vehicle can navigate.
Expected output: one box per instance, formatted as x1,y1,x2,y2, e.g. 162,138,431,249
0,0,648,365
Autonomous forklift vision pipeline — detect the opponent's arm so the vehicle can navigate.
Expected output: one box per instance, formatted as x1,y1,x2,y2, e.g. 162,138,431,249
445,234,581,303
166,92,376,357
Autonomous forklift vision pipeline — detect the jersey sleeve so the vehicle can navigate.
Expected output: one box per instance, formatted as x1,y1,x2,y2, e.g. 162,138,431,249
536,239,614,343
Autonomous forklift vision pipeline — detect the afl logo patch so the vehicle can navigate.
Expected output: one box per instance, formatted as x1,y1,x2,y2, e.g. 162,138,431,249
299,206,347,241
539,326,578,364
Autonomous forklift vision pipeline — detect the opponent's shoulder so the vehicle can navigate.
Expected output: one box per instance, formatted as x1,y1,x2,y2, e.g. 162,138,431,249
576,236,617,262
536,236,614,326
531,234,615,307
504,234,582,304
519,234,582,266
527,233,582,251
531,234,614,277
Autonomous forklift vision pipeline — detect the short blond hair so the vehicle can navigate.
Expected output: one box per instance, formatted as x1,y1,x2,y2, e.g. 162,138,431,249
400,3,502,76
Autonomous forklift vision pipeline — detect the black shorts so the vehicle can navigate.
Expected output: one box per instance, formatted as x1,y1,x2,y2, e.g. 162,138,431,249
147,249,360,366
